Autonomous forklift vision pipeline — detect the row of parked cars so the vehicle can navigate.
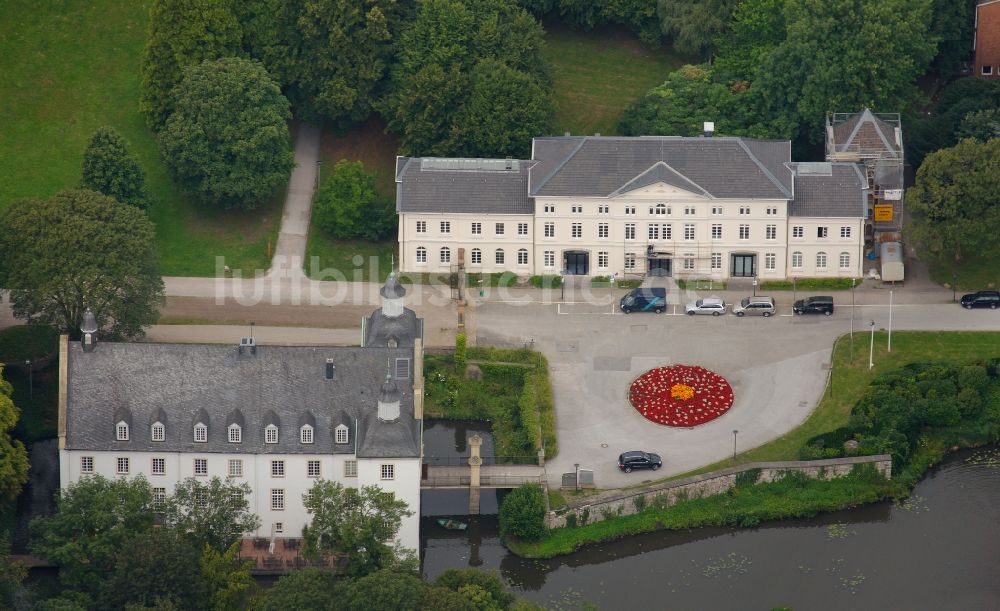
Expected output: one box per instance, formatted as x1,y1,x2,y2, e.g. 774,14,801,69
619,288,835,316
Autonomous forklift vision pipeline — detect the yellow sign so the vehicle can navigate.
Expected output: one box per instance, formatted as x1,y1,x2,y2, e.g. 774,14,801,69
874,205,893,222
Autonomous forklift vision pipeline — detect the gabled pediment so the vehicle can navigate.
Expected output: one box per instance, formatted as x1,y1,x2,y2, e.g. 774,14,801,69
609,162,712,198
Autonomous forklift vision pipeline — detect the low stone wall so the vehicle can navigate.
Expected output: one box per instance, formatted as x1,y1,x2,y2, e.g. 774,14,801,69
545,455,892,529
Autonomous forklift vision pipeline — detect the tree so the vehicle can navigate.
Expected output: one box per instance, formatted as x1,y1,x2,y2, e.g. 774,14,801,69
301,480,414,576
80,126,147,208
102,529,209,611
0,190,164,340
657,0,740,57
30,475,156,596
434,569,516,610
928,0,977,73
140,0,244,129
499,483,546,542
159,57,294,210
907,138,1000,262
200,543,254,611
252,567,340,611
164,477,259,553
712,0,787,82
381,63,469,157
0,534,27,609
313,160,396,240
338,570,427,610
956,108,1000,142
0,367,28,504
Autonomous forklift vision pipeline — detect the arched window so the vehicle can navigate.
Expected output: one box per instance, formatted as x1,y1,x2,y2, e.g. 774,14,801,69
265,424,278,444
471,248,481,265
335,424,349,444
300,424,314,444
116,421,129,441
654,203,668,215
517,249,528,265
415,246,426,264
193,422,207,443
791,251,803,269
495,249,505,265
816,252,827,269
151,422,164,442
228,423,242,443
839,252,851,269
440,247,450,264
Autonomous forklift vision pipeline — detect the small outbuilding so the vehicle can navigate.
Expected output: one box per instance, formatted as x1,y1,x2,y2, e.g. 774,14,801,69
880,241,905,283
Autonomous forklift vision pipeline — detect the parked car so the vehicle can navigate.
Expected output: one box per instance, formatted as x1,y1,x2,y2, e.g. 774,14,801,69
685,297,727,316
620,287,666,314
960,290,1000,309
792,295,834,315
618,450,662,473
732,296,776,317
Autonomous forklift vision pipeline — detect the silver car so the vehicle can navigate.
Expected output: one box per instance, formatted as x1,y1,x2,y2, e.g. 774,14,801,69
685,297,727,316
733,296,776,317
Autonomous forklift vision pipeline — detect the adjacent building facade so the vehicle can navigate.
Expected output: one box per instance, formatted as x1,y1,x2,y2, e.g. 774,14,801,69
975,0,1000,79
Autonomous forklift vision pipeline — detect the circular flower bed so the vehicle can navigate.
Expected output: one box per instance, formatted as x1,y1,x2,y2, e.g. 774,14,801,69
629,365,734,427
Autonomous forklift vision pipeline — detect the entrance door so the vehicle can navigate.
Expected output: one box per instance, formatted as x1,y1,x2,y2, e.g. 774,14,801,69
564,251,589,275
648,258,671,277
731,254,757,277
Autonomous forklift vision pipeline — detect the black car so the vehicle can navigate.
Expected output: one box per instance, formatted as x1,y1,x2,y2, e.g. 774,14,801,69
960,290,1000,309
618,451,662,473
620,288,667,314
793,295,834,315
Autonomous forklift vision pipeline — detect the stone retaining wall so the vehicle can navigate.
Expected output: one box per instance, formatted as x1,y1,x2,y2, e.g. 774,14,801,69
546,455,892,529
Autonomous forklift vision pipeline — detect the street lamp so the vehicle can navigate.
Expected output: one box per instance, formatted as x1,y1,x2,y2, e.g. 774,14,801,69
560,269,567,301
752,275,758,297
316,160,322,189
25,360,32,401
952,272,958,302
574,463,580,491
850,278,856,363
732,429,739,461
868,320,876,371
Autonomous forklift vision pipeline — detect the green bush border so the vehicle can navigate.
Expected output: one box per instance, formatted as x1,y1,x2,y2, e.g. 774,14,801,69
760,277,855,291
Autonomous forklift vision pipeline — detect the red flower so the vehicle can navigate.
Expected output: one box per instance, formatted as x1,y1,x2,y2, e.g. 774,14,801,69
628,365,734,427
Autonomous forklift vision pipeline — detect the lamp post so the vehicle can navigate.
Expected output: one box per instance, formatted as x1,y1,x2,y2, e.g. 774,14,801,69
868,320,876,371
792,276,797,304
952,272,957,302
25,360,32,401
574,463,580,491
316,160,322,189
752,275,758,297
732,429,738,462
850,278,856,363
560,269,566,301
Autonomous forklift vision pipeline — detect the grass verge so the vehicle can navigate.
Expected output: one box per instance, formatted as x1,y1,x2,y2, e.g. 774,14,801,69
760,278,856,291
303,227,398,282
926,252,1000,292
675,279,727,290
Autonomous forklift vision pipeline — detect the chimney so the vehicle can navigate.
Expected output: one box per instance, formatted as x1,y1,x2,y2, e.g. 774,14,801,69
325,358,335,380
703,122,715,137
505,156,513,170
80,308,98,352
238,337,256,355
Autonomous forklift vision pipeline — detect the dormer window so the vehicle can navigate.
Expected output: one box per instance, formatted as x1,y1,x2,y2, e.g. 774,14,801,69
265,425,278,444
335,425,348,445
228,424,242,443
151,422,164,442
116,421,129,441
300,425,314,444
194,423,207,443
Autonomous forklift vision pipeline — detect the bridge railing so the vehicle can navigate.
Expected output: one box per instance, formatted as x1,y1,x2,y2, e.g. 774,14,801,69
423,455,539,466
422,474,546,488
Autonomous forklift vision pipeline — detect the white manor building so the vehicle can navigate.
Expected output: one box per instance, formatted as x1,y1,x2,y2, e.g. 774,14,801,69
396,134,874,281
57,275,424,554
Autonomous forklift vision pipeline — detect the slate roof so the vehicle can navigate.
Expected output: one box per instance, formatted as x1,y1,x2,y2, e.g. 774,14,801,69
829,109,902,157
65,342,420,458
787,163,868,218
363,308,422,348
528,136,793,199
395,156,535,214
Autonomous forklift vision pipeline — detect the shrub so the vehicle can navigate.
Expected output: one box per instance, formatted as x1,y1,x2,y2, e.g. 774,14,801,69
313,160,396,240
529,275,562,289
632,494,647,513
434,569,515,609
454,333,467,372
958,365,990,395
734,468,762,488
565,512,577,528
580,506,591,526
500,484,546,541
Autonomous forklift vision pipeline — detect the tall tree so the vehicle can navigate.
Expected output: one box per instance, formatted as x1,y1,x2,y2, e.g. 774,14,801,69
657,0,740,57
314,160,396,240
928,0,977,73
158,57,294,210
199,543,255,611
140,0,244,129
80,126,147,208
0,367,28,504
302,480,414,577
0,190,164,340
102,529,210,611
251,567,341,611
338,570,428,610
907,138,1000,262
164,477,259,554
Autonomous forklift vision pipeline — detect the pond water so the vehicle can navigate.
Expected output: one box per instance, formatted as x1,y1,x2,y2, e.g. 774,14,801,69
420,435,1000,611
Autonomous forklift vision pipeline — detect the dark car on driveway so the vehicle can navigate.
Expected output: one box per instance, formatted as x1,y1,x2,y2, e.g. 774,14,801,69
960,291,1000,309
618,451,662,473
793,295,834,315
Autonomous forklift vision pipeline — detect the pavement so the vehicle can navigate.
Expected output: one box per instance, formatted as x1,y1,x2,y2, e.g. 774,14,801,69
267,122,321,281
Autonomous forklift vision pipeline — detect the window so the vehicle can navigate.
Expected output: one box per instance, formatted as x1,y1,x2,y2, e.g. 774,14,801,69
684,206,696,215
816,252,828,269
765,252,776,270
335,424,349,444
625,223,636,240
543,204,555,213
153,487,166,511
195,458,208,476
81,456,94,473
299,425,313,444
648,224,659,240
440,221,450,234
767,206,778,215
195,490,208,509
271,489,284,511
307,461,321,478
150,422,164,442
739,206,750,215
415,247,426,264
495,222,505,236
653,203,669,216
840,252,851,269
766,225,776,240
792,251,803,269
275,522,284,534
194,423,207,443
265,424,278,444
792,226,804,239
983,65,993,75
571,223,582,239
598,205,609,214
416,220,426,233
471,248,481,264
228,424,241,443
683,224,695,240
395,358,411,379
228,459,243,478
495,249,505,265
271,460,285,477
116,421,129,441
571,205,583,214
683,257,695,270
712,206,723,215
152,458,165,475
345,460,358,477
817,226,828,239
117,457,129,474
598,252,609,269
518,222,528,236
544,251,555,268
440,247,450,264
739,225,750,240
381,464,395,480
840,226,852,239
624,253,636,270
598,223,609,239
711,252,722,270
625,206,636,215
711,224,722,239
544,222,554,238
517,249,528,265
471,222,481,235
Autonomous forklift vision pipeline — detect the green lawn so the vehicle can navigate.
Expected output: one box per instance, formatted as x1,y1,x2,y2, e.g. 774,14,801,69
541,21,691,136
303,226,398,282
926,252,1000,292
0,0,281,277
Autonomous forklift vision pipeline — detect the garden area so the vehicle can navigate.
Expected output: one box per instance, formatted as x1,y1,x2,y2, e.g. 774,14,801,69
424,341,557,461
0,325,60,443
